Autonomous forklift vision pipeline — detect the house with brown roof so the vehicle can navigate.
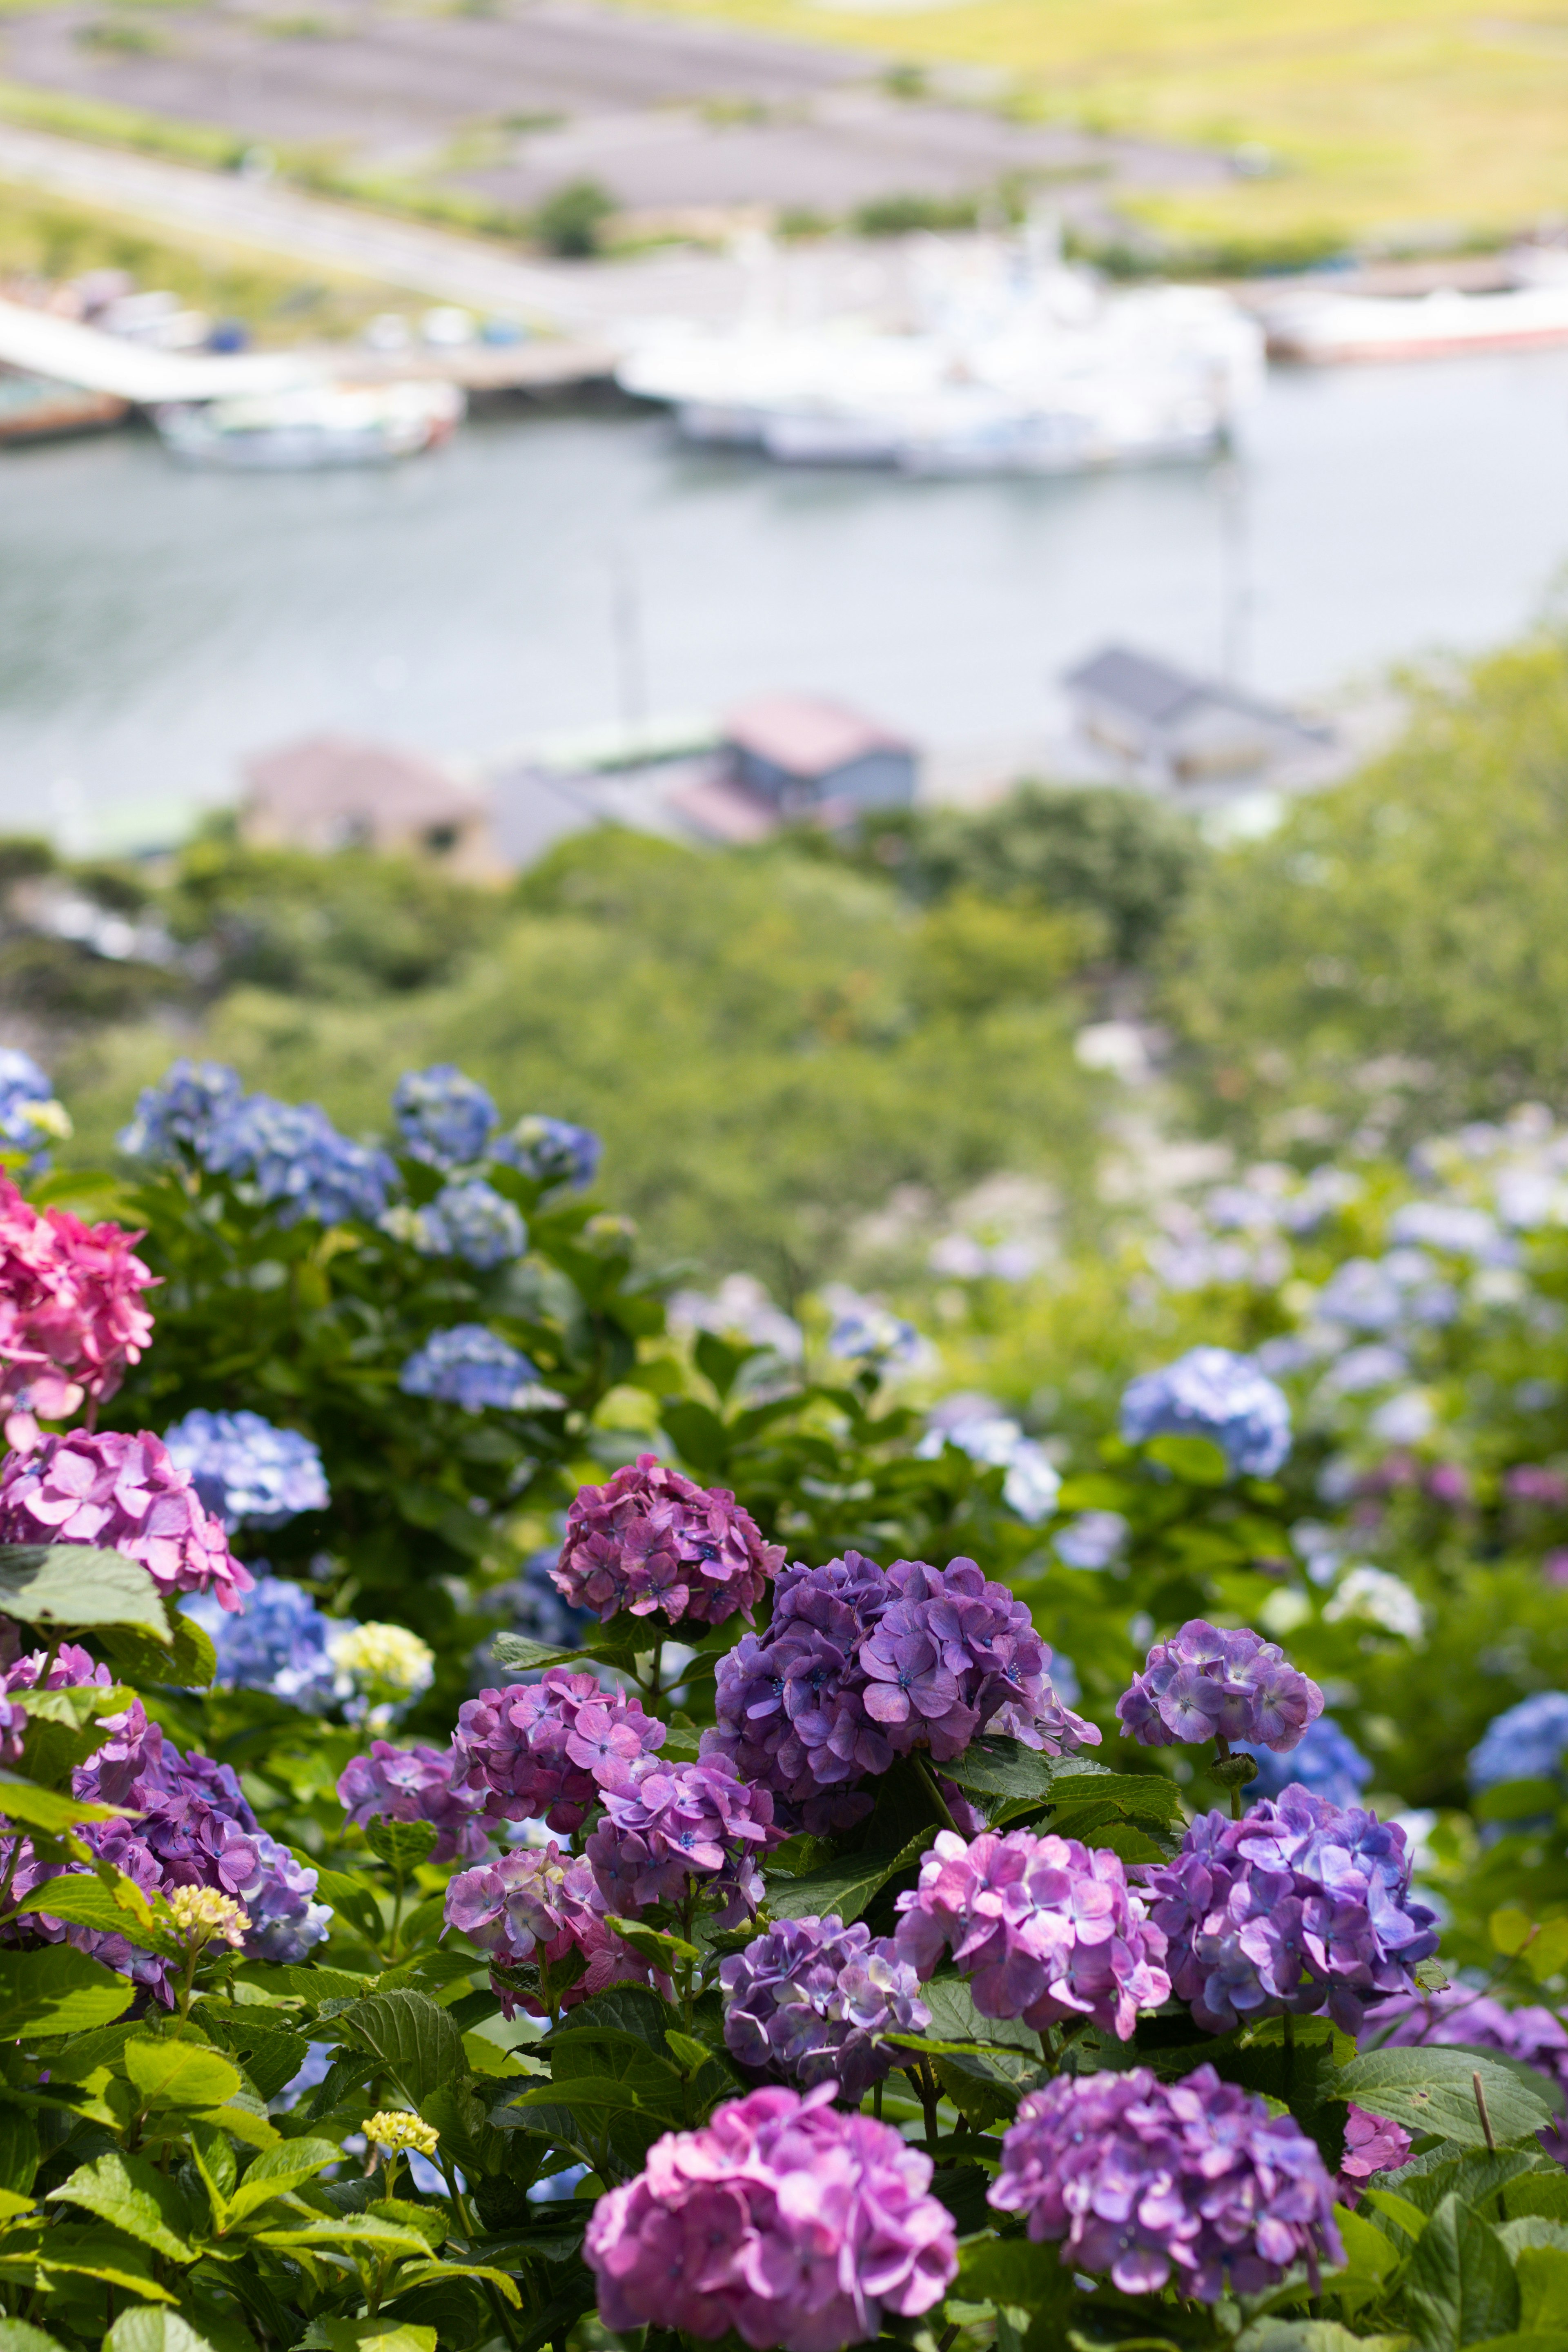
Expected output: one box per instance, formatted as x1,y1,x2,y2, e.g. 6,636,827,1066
241,735,497,879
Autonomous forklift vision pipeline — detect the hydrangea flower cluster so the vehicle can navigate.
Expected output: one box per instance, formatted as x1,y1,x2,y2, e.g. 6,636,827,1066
13,1697,329,1996
325,1623,435,1723
989,2065,1342,2302
1143,1787,1441,2034
585,2083,958,2352
706,1551,1096,1836
1369,1989,1568,2162
0,1178,157,1435
1117,1621,1324,1754
1469,1691,1568,1800
720,1914,930,2101
401,1180,527,1269
392,1064,499,1168
893,1828,1170,2040
0,1431,253,1613
184,1575,346,1711
162,1409,329,1531
1240,1715,1373,1809
916,1410,1061,1525
1120,1347,1292,1478
1338,2104,1414,2204
118,1058,244,1163
0,1049,70,1169
827,1299,923,1365
585,1755,780,1926
494,1114,601,1190
398,1325,549,1412
445,1840,663,2015
554,1454,784,1629
337,1740,489,1864
202,1095,396,1226
486,1546,593,1657
452,1669,666,1835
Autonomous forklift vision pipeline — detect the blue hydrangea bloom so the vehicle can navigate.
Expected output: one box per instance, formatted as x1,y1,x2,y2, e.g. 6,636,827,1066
393,1064,498,1169
203,1095,395,1225
183,1575,346,1711
1055,1510,1130,1570
0,1049,63,1167
416,1180,527,1269
118,1058,243,1163
828,1302,923,1365
163,1410,330,1532
916,1412,1060,1523
1120,1346,1292,1478
1239,1714,1373,1809
399,1323,546,1412
1470,1692,1568,1798
485,1545,593,1656
494,1114,601,1189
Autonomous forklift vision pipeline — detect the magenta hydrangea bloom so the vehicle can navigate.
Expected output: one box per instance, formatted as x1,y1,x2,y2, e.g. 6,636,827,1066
586,2082,958,2352
1338,2104,1413,2204
1117,1621,1323,1753
337,1740,489,1865
444,1838,669,2016
720,1915,930,2102
991,2065,1342,2302
893,1827,1170,2041
1142,1787,1441,2036
0,1178,157,1440
3,1639,113,1693
0,1430,253,1614
451,1669,666,1835
1368,1989,1568,2163
586,1756,781,1926
554,1453,784,1628
704,1550,1097,1836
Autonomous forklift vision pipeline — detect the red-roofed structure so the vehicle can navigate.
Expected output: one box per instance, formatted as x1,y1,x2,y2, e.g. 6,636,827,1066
722,693,916,815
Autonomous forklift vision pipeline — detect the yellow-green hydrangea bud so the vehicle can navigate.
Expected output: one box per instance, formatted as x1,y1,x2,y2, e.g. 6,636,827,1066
167,1886,251,1948
328,1623,435,1697
365,2110,440,2159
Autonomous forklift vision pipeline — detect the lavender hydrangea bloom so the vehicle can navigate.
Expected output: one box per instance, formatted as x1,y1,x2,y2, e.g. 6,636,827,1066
1470,1692,1568,1802
444,1840,666,2017
705,1551,1097,1837
1366,1989,1568,2163
409,1180,527,1270
398,1324,548,1412
721,1915,930,2101
203,1095,396,1226
337,1739,489,1864
1118,1621,1324,1753
393,1064,499,1168
585,1755,781,1927
1142,1787,1441,2035
118,1059,244,1162
990,2065,1342,2301
894,1828,1169,2040
1055,1510,1130,1570
183,1575,344,1711
1120,1347,1292,1478
555,1454,784,1629
452,1669,666,1834
1239,1715,1373,1809
494,1114,601,1190
162,1410,329,1531
585,2083,958,2352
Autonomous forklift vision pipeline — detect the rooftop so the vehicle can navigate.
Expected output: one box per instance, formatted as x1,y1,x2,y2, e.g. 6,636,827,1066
1061,644,1310,733
243,733,485,843
723,693,911,780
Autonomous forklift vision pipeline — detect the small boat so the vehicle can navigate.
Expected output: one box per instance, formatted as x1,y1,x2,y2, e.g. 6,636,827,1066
153,380,464,468
0,369,127,444
1263,281,1568,364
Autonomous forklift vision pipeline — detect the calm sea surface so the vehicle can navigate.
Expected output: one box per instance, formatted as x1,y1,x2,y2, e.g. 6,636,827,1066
4,343,1568,847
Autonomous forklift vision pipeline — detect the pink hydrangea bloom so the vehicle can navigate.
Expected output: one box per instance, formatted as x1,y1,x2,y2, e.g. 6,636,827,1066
444,1839,670,2016
0,1432,253,1614
554,1453,784,1628
1338,2104,1412,2205
0,1178,157,1442
451,1669,666,1834
586,1755,781,1927
586,2083,958,2352
894,1826,1170,2040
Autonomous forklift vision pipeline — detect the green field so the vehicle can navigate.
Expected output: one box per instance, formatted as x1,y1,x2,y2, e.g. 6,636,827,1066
640,0,1568,253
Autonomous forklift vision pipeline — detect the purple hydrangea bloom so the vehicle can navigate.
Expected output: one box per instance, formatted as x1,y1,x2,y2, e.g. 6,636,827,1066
409,1180,527,1270
1117,1621,1324,1753
990,2065,1342,2302
1367,1989,1568,2163
203,1094,396,1226
452,1668,666,1835
162,1409,329,1532
494,1114,601,1190
720,1914,930,2101
894,1828,1169,2040
1339,2105,1413,2203
393,1064,499,1169
1142,1787,1441,2036
118,1058,244,1163
9,1699,329,1996
444,1839,666,2016
1240,1715,1373,1809
398,1324,547,1412
585,1755,781,1927
337,1738,490,1864
555,1454,784,1630
1120,1347,1292,1478
0,1430,254,1615
586,2083,958,2352
705,1551,1097,1837
183,1574,343,1711
3,1639,113,1693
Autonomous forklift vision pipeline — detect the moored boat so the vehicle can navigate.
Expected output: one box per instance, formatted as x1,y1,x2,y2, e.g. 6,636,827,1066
153,380,464,468
1263,282,1568,364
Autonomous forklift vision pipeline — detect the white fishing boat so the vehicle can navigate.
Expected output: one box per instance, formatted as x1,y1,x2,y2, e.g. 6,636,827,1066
154,380,464,468
1263,280,1568,364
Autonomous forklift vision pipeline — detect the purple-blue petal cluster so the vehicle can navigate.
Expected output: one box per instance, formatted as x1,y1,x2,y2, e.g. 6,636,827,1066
585,1755,781,1927
720,1913,930,2101
494,1114,601,1190
118,1058,244,1163
202,1094,396,1226
1120,1346,1292,1477
183,1574,345,1711
412,1180,528,1269
393,1063,498,1168
1117,1620,1323,1753
398,1324,547,1412
1239,1715,1373,1809
163,1409,329,1531
337,1739,490,1865
1469,1691,1568,1800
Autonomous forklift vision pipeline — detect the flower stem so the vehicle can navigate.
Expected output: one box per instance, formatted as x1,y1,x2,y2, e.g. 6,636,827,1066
913,1755,959,1836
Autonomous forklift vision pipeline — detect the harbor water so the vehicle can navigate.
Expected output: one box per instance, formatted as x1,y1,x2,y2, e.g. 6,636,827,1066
4,342,1568,847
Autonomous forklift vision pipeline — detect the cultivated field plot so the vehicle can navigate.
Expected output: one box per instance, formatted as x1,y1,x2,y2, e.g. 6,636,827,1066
0,0,1228,223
